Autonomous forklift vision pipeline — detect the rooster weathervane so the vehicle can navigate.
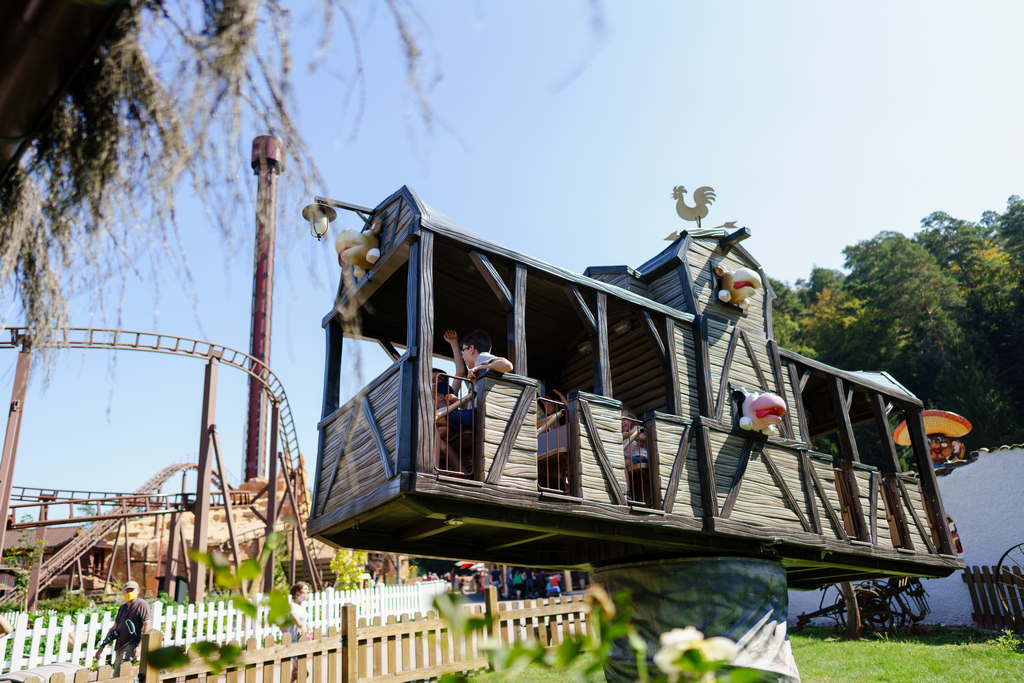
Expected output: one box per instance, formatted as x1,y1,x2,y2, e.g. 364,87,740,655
665,184,737,241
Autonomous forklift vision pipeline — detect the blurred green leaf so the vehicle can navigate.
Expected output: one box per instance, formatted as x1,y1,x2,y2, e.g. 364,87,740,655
214,569,239,589
209,551,231,569
267,588,292,626
238,559,262,582
147,646,188,669
236,600,257,618
192,642,218,658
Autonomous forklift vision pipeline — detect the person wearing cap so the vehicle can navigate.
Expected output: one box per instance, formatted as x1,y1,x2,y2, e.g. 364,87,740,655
97,580,151,674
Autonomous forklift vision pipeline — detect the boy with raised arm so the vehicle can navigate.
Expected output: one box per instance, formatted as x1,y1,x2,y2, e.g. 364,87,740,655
436,329,513,436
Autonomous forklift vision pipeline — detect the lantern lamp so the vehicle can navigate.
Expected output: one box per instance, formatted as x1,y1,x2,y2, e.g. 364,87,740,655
302,203,337,241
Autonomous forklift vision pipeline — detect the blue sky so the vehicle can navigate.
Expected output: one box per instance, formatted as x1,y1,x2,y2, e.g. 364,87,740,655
3,1,1023,496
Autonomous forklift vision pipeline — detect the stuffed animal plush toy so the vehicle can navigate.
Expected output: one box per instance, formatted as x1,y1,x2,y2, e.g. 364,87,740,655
733,387,787,436
335,219,382,278
713,265,762,311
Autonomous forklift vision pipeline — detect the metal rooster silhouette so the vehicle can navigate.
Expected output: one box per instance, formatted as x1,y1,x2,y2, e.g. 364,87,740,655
672,185,716,227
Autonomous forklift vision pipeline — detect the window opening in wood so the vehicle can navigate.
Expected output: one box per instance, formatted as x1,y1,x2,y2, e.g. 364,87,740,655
621,411,653,507
537,395,570,493
433,372,474,478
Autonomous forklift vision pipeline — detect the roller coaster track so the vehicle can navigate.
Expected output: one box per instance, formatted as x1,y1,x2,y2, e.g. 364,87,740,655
3,462,197,605
0,327,301,475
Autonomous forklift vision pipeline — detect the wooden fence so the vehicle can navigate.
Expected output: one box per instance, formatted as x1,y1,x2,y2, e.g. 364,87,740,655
5,590,589,683
0,582,448,673
962,565,1024,632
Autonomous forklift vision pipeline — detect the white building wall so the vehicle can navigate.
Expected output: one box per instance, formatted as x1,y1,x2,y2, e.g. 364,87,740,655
787,448,1024,628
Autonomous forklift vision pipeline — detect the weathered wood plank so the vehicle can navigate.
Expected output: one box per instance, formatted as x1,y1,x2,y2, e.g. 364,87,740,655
719,439,755,519
713,327,740,421
317,404,359,517
578,400,626,506
509,263,528,377
759,447,812,533
469,250,513,311
485,383,535,485
695,424,717,520
563,284,596,335
591,291,612,397
362,394,395,479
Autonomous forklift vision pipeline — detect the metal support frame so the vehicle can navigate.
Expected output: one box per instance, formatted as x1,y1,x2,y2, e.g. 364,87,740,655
0,349,32,556
189,358,218,603
263,404,280,593
25,496,48,611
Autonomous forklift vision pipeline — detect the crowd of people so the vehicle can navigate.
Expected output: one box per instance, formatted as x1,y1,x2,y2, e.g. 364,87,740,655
446,566,582,600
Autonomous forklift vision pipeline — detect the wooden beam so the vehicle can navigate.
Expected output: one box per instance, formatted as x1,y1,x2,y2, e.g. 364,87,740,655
579,401,626,506
798,453,822,535
591,291,612,397
870,393,902,475
839,465,869,542
787,362,813,448
563,284,596,335
760,448,813,533
321,321,343,419
484,530,557,552
636,311,667,363
882,477,913,550
362,394,395,479
661,424,692,515
378,340,400,361
509,263,527,376
469,250,513,311
806,458,848,541
694,316,713,417
644,415,664,511
799,369,812,392
485,384,534,485
867,471,879,545
677,236,699,312
408,232,435,475
897,478,936,554
905,409,956,554
713,327,740,421
316,404,359,517
695,424,718,521
397,518,454,543
718,227,751,256
660,316,682,416
738,330,770,394
827,376,861,463
719,439,755,519
767,340,795,440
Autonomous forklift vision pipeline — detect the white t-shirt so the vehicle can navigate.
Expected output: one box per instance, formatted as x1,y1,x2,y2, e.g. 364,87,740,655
287,600,308,642
475,351,497,368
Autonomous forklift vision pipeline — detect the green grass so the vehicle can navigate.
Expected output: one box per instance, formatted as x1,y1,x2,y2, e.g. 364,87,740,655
469,627,1024,682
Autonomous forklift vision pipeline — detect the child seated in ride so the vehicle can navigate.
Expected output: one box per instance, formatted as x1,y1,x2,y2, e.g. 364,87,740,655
621,407,648,465
436,329,513,435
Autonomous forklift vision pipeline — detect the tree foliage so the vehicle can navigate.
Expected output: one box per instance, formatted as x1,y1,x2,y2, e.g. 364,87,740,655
779,195,1024,458
330,548,368,589
0,0,439,360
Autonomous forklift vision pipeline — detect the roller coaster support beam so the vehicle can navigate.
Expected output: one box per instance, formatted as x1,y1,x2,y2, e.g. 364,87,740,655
0,348,32,557
164,470,188,600
26,496,48,611
189,356,219,603
280,451,322,591
263,403,279,593
210,426,240,568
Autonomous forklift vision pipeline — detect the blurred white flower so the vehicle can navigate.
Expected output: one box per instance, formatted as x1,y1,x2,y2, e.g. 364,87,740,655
653,626,740,682
696,636,738,662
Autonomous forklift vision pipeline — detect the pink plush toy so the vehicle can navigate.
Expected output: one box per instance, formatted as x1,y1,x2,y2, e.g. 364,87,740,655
335,218,382,278
713,265,762,311
734,388,787,436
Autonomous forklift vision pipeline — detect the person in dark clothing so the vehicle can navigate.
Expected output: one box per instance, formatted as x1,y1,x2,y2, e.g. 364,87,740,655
524,569,535,599
536,570,547,598
96,580,151,674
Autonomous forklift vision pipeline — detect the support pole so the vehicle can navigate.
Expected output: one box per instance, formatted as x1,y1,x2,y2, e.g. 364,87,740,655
123,506,132,583
288,525,296,585
280,452,322,591
244,135,284,481
263,404,280,593
209,427,240,568
164,512,181,601
0,349,32,556
189,357,219,603
26,498,48,611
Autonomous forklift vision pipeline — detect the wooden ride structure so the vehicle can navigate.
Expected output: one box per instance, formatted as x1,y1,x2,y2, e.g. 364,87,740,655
307,185,963,590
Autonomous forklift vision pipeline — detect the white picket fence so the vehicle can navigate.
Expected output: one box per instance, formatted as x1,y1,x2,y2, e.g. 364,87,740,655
0,581,449,673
